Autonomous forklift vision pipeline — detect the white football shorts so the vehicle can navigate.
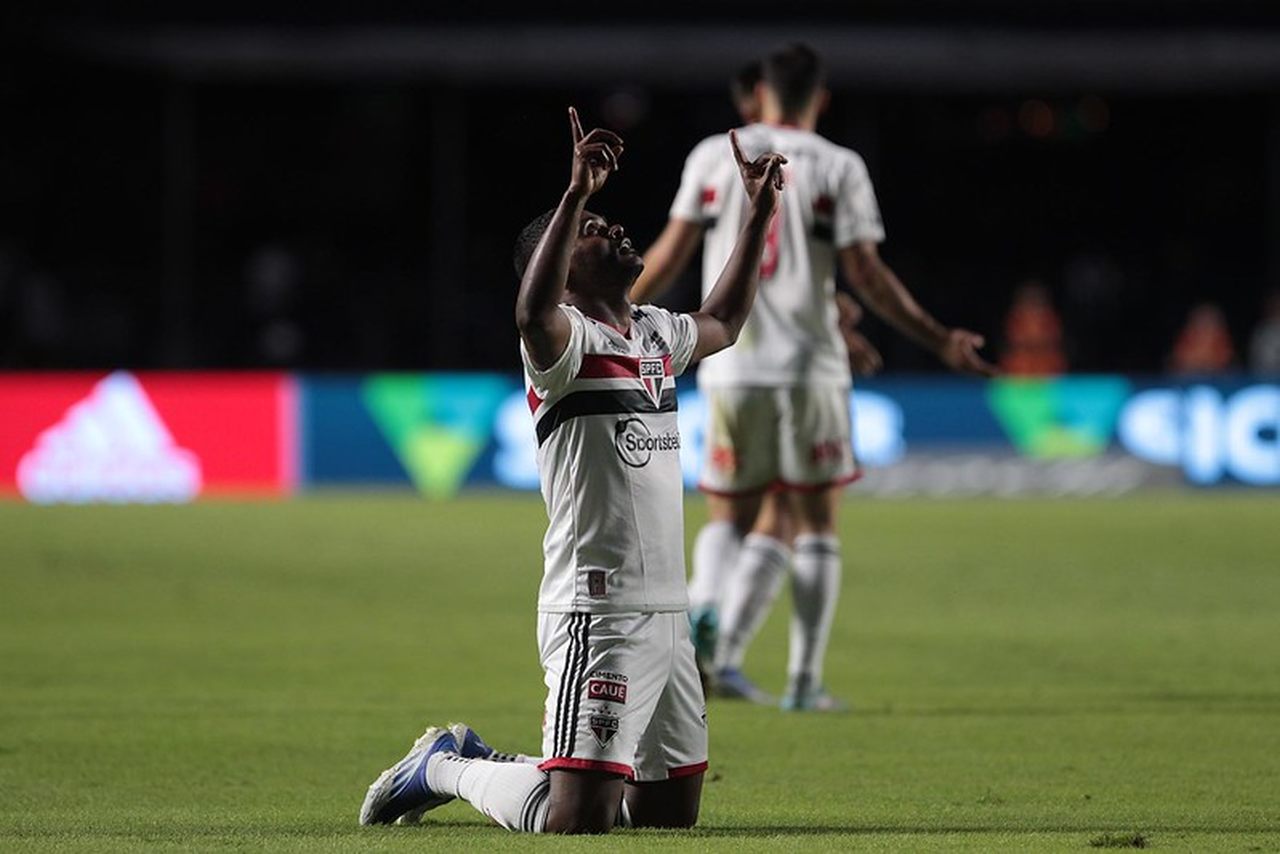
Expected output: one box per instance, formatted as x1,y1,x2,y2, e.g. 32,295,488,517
699,385,860,495
537,610,708,782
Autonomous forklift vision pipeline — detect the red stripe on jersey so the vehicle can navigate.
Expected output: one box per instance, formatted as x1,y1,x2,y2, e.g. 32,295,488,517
701,187,717,206
577,353,672,379
527,387,543,415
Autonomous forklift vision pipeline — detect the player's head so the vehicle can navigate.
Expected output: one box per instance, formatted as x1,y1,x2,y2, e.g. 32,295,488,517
729,60,763,124
513,210,557,280
761,42,828,126
513,209,643,293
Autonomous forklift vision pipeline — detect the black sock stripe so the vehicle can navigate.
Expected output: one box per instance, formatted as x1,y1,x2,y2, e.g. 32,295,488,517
564,614,591,758
521,778,551,832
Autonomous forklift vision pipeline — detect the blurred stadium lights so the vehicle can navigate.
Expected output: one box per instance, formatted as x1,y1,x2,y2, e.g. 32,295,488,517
58,25,1280,91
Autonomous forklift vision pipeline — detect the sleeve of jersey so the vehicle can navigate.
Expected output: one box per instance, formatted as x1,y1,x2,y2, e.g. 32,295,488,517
668,140,713,224
662,309,699,377
520,306,586,398
834,153,887,248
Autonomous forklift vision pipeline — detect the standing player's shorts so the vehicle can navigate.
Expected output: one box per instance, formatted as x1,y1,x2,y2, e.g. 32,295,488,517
536,611,708,782
699,385,860,495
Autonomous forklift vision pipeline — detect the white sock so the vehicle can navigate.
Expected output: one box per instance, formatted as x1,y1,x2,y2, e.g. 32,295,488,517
427,754,550,832
688,520,742,612
714,533,791,671
788,534,842,688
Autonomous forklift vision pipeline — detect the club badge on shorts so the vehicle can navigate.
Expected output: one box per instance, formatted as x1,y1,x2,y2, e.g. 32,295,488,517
589,712,620,748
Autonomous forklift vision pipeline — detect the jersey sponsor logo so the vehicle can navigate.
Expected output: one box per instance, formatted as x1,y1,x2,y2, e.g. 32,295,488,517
589,712,620,748
700,186,717,207
613,418,681,468
639,358,665,407
587,678,628,705
587,569,607,597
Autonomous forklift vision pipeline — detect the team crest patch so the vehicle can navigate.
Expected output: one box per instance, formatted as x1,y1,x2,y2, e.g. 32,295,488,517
589,712,620,748
639,358,665,407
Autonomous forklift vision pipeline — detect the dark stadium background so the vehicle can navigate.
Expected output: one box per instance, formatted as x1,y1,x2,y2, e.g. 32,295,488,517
3,1,1279,374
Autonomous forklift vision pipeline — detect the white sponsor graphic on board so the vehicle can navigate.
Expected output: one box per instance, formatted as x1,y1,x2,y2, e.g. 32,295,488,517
17,372,202,504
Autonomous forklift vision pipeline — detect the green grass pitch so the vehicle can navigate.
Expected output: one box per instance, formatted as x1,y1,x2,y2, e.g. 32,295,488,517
1,494,1278,852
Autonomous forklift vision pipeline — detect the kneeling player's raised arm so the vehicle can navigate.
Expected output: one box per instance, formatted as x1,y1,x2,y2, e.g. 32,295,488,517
516,106,624,369
688,130,786,361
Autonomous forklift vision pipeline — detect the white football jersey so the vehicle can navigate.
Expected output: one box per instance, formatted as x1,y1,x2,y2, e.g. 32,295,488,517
670,123,885,389
521,303,699,614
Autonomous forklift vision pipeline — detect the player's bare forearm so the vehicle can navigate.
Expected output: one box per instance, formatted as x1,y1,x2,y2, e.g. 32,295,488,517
692,202,772,357
840,243,948,353
517,107,624,369
631,218,703,304
515,187,588,366
839,242,997,377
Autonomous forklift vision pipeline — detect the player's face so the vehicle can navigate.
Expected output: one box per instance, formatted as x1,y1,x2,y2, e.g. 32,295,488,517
574,212,643,284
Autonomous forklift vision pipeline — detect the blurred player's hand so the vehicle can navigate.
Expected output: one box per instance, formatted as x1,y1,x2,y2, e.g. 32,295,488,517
939,328,999,377
730,129,786,217
567,107,623,197
835,291,882,376
844,330,883,376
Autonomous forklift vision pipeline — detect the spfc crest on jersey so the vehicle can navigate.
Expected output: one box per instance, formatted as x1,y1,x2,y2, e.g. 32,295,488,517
639,358,665,407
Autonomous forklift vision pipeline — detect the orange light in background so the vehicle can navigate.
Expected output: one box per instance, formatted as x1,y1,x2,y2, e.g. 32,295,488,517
1019,99,1056,138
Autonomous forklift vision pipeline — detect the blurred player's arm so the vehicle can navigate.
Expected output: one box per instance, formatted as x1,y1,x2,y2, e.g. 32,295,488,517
838,241,997,377
516,107,623,369
630,218,704,304
834,289,883,377
689,132,786,361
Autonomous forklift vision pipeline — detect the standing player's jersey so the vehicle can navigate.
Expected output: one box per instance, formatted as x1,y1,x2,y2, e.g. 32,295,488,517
521,303,699,614
670,123,885,389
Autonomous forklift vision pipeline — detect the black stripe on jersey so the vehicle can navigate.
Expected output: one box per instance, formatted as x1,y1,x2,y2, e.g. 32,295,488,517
563,614,591,759
536,388,677,447
813,221,834,242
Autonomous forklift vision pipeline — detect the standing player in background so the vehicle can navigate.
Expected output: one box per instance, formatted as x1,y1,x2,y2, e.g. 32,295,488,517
358,108,786,833
632,43,996,711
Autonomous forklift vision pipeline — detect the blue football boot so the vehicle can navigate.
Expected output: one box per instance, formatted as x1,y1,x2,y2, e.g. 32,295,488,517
359,725,458,825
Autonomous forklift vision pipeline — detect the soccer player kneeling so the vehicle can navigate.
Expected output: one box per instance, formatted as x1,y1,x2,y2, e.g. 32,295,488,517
358,107,786,833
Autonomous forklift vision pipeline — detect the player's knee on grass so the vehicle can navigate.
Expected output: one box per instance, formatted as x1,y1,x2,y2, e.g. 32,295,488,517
624,773,703,829
544,770,625,834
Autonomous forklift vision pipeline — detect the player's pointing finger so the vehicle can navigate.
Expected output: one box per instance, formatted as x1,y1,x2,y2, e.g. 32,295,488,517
729,130,748,168
569,106,583,144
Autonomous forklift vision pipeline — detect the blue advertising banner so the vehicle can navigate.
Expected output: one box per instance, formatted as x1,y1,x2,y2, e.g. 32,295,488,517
297,374,1280,494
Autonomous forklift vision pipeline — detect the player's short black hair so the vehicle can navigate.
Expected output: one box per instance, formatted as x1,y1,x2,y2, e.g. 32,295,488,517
762,42,825,117
729,59,763,105
513,209,557,280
